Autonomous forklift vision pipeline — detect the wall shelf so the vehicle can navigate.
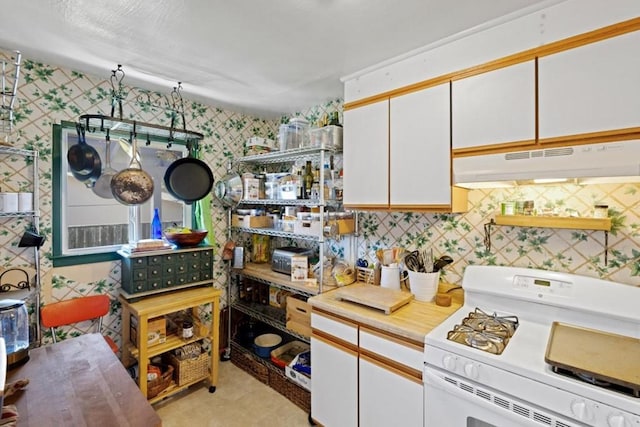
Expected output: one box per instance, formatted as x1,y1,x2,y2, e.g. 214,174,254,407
493,215,612,231
485,215,612,263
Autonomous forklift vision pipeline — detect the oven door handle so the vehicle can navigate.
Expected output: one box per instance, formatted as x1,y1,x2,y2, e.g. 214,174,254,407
424,368,579,427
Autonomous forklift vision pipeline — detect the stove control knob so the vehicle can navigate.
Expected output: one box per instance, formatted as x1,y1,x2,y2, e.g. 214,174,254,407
607,413,628,427
442,354,456,370
463,362,479,379
570,399,593,421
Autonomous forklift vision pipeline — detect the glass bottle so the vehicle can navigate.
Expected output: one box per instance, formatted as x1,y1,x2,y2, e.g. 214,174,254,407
151,208,162,239
329,111,342,127
304,161,314,199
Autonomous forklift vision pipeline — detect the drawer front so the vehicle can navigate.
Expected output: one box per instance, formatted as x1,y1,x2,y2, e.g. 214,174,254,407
187,271,201,283
311,312,358,345
131,268,147,281
147,279,163,292
359,328,423,371
129,280,146,293
147,255,162,266
200,269,212,281
148,265,162,279
163,275,176,288
176,273,190,286
131,257,146,267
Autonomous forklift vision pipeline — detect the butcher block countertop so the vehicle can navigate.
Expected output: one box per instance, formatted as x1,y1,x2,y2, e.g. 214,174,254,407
5,333,161,427
308,282,463,343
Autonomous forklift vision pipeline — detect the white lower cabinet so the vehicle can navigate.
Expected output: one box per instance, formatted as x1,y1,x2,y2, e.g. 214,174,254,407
311,312,424,427
359,355,423,427
311,312,359,427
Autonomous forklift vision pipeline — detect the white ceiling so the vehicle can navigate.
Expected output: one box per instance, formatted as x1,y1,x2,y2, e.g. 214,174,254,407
0,0,556,117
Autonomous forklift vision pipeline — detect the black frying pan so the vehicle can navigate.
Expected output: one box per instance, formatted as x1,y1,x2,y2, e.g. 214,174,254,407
68,123,101,186
68,123,101,175
164,157,214,204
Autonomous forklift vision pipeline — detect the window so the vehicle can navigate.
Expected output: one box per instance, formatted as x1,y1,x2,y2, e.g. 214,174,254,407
53,122,192,266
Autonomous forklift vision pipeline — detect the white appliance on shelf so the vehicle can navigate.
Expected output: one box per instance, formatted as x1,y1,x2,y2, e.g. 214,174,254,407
424,265,640,427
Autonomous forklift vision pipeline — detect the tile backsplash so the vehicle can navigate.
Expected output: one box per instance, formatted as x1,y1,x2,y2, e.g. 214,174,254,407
352,183,640,287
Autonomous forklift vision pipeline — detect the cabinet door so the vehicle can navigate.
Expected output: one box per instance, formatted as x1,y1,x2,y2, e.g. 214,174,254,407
343,99,389,208
452,61,535,150
359,355,423,427
311,335,358,427
390,83,451,206
539,31,640,139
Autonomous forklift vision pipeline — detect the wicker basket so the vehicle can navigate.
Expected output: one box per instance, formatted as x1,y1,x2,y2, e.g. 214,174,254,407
167,352,209,386
269,369,310,413
230,342,269,384
147,364,174,399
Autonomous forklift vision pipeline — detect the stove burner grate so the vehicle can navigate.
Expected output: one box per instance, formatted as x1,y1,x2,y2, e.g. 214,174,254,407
446,308,519,355
552,366,640,398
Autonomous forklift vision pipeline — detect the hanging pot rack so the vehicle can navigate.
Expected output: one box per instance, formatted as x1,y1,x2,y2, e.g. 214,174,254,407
79,65,203,146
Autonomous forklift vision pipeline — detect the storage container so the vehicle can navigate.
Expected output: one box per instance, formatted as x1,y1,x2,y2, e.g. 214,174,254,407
279,183,298,200
285,351,311,391
307,125,343,149
166,351,209,386
270,340,310,368
279,118,310,151
231,214,273,229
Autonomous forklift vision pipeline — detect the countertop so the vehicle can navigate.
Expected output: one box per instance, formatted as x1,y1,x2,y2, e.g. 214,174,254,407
6,333,161,427
308,282,463,343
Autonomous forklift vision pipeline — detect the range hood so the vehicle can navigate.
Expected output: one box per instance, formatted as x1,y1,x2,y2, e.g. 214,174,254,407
453,140,640,188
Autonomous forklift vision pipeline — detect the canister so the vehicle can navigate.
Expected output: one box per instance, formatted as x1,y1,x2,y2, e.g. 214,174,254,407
594,204,609,218
500,201,515,216
0,192,18,213
18,193,33,212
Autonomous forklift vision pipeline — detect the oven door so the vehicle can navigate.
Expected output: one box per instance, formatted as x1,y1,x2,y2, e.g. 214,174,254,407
424,366,582,427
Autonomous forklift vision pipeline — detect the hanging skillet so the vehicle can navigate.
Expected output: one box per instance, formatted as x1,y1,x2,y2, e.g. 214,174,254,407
163,150,214,204
110,133,154,205
68,123,102,186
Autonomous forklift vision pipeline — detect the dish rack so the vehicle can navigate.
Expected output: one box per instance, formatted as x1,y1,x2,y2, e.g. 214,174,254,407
1,50,22,145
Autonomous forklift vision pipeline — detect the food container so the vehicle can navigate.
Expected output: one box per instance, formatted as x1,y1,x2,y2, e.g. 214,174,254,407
270,340,310,368
279,118,310,151
252,234,271,263
285,351,311,391
308,125,343,149
265,181,279,200
501,201,515,215
253,333,282,358
279,183,298,200
594,204,609,218
281,219,296,233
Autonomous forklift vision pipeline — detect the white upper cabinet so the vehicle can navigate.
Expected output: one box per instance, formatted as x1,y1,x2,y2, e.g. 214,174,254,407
343,100,389,208
539,31,640,139
390,83,451,206
452,61,536,150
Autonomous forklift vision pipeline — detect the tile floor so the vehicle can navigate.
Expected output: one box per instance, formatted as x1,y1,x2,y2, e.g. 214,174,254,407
154,360,309,426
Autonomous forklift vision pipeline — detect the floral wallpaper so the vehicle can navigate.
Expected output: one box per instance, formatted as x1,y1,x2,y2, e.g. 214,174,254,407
1,47,638,355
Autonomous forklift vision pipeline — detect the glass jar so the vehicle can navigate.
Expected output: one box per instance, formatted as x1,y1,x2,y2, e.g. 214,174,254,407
594,204,609,218
181,319,194,340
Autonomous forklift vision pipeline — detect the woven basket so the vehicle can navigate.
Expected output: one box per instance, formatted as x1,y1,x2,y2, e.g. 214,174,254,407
167,352,209,386
147,364,174,399
269,369,310,413
230,342,269,384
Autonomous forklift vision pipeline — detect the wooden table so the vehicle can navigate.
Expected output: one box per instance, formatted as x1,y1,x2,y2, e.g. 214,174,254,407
5,333,161,427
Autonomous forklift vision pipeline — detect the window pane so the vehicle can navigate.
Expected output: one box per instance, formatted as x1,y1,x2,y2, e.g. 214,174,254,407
60,126,190,256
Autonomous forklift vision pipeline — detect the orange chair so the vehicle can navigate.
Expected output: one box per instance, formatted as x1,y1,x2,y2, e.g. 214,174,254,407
40,294,119,354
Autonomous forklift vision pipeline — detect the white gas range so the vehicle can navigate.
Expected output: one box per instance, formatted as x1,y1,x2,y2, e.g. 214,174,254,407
424,265,640,427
